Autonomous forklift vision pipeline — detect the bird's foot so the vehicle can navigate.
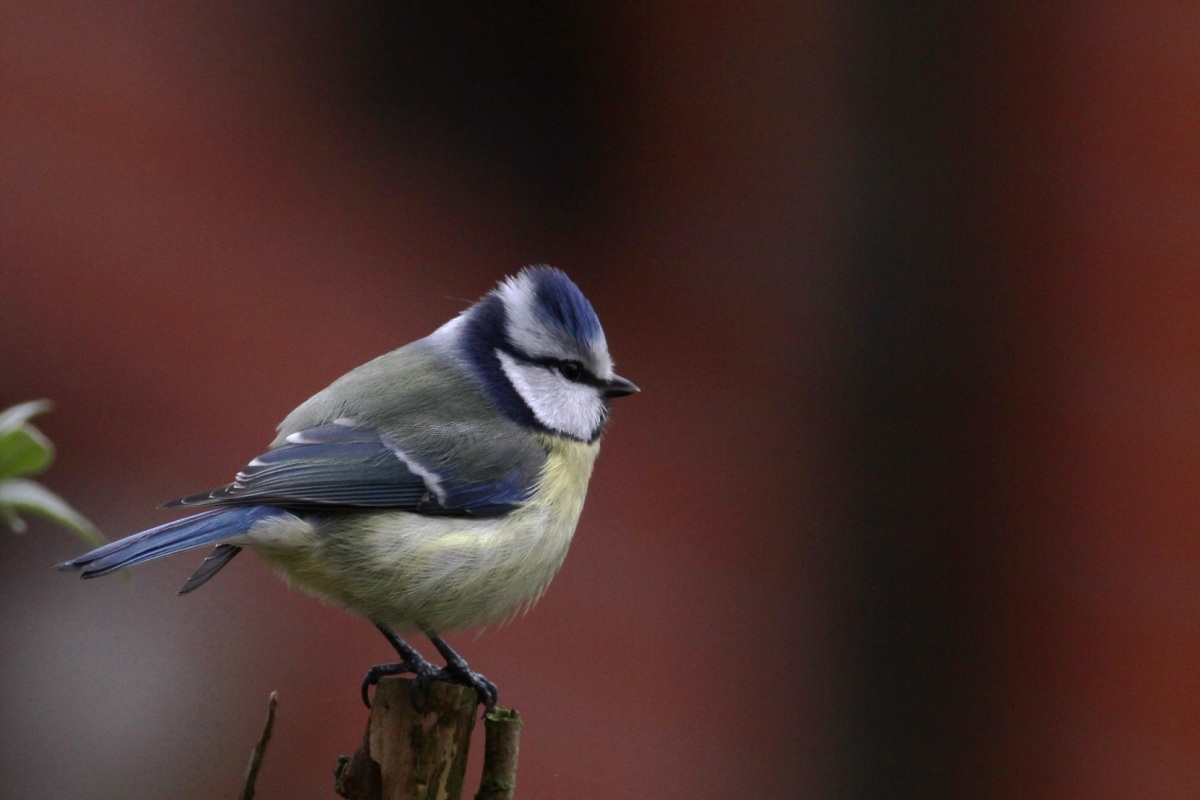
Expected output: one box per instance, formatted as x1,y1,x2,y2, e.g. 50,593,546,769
417,660,499,710
363,624,499,711
360,659,436,709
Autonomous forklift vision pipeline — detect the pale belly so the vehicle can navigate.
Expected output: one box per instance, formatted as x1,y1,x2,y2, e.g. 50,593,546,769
242,436,598,632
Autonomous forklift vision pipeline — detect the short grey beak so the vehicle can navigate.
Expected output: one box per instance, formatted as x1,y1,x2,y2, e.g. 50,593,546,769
602,374,639,398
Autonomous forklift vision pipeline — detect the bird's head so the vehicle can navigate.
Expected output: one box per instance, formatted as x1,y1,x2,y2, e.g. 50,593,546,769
452,265,638,442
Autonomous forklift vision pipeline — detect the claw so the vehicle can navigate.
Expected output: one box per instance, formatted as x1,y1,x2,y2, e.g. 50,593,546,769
466,669,499,709
423,631,499,709
434,662,499,709
360,661,426,709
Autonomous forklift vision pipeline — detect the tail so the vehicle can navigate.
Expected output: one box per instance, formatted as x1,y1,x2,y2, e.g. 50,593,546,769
56,506,287,584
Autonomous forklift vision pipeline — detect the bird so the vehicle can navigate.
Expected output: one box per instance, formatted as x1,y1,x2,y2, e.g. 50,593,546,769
57,265,637,710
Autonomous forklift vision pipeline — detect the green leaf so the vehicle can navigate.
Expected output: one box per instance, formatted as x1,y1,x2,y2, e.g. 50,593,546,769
0,424,55,478
0,478,105,547
0,400,53,435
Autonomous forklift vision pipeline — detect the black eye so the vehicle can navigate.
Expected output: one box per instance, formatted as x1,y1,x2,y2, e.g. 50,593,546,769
558,361,584,381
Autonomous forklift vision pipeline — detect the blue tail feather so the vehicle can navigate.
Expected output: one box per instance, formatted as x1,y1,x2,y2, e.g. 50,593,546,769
57,506,286,579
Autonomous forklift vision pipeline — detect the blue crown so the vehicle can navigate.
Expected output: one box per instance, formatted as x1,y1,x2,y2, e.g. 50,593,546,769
524,265,603,345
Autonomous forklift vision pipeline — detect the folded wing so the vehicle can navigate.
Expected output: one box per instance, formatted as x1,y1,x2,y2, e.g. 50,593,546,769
165,421,545,517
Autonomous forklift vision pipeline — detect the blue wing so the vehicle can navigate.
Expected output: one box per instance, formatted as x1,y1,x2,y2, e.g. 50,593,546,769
164,422,544,517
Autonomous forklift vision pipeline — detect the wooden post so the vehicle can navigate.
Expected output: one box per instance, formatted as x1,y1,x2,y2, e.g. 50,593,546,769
473,707,522,800
336,677,478,800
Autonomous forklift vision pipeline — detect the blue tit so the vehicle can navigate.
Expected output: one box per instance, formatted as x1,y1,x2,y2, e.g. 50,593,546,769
58,265,637,709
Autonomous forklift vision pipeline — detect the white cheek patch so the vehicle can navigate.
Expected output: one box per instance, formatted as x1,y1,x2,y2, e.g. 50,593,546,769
497,350,606,441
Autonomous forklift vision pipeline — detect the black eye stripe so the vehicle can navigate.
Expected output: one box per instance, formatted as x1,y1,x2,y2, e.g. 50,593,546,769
516,354,603,387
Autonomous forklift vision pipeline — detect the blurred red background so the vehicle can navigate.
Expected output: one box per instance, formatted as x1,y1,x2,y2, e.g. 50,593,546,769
2,3,1198,799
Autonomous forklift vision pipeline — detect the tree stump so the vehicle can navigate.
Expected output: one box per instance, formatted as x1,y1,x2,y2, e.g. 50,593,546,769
336,678,478,800
335,677,524,800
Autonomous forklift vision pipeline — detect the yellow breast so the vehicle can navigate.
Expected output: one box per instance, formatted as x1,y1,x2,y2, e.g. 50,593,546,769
249,434,602,630
532,433,600,524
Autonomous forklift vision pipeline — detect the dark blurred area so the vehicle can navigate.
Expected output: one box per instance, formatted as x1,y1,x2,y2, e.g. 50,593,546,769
2,2,1198,799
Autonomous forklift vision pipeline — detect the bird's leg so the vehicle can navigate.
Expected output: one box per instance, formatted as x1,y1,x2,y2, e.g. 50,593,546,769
415,626,499,709
360,622,438,709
